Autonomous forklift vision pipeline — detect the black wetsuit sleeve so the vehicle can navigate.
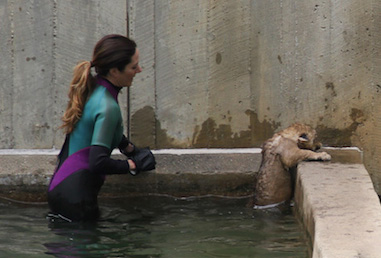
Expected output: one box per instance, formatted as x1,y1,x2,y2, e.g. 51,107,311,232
118,135,130,150
89,145,130,174
118,134,136,157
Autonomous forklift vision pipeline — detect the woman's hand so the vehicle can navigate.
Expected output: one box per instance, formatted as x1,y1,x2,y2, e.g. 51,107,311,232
128,159,136,171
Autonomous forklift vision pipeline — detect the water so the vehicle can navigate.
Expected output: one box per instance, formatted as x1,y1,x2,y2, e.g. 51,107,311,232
0,196,308,257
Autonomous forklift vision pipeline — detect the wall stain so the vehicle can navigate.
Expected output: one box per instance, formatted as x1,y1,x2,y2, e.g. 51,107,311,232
130,105,183,148
245,110,281,147
131,106,366,149
277,55,283,64
216,52,222,64
316,108,365,147
325,82,337,97
130,106,157,148
156,118,180,148
131,107,281,149
192,111,280,148
192,118,250,148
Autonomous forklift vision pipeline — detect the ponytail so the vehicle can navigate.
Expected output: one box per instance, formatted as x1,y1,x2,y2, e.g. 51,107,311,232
61,61,95,134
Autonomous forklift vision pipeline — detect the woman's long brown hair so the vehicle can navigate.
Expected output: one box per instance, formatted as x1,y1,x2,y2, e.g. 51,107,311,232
60,35,137,134
60,61,94,134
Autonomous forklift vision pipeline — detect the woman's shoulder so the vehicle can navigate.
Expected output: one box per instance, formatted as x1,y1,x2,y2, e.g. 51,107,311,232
86,85,120,112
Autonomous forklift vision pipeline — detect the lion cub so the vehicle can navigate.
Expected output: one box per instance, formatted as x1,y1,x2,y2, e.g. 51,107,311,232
253,123,331,208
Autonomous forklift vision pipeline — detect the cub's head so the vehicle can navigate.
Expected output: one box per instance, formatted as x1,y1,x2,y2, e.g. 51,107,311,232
296,126,322,151
280,123,322,151
297,132,322,151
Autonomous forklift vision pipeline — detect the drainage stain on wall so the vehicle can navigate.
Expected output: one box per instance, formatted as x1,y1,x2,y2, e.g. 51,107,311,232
131,105,366,151
131,106,180,148
130,106,156,148
317,108,366,147
245,110,281,147
191,112,279,148
192,118,252,148
130,106,280,149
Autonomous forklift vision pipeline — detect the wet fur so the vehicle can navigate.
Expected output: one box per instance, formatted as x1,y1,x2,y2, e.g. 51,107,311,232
253,123,331,207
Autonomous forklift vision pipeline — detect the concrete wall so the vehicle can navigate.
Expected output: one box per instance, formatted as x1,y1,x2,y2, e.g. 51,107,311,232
0,0,128,149
1,1,381,192
128,0,381,193
129,0,253,148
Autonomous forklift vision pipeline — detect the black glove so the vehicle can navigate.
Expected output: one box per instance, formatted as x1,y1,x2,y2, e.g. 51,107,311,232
130,148,156,174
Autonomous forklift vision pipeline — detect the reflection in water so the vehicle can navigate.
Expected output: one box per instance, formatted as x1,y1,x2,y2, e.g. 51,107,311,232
45,221,107,258
0,196,308,258
45,206,159,258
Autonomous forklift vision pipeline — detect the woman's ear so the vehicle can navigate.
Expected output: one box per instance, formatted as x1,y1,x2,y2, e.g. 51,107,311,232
108,67,120,78
104,67,122,87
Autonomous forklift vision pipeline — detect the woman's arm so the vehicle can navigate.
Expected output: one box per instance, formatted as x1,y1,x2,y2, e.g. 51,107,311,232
89,145,136,174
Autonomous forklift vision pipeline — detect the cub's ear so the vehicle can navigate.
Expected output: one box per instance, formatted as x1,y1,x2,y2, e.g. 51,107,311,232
298,133,309,142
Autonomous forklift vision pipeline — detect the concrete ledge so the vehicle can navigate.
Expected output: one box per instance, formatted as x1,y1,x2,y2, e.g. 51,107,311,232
0,147,364,201
0,147,359,201
295,162,381,258
102,149,261,197
0,148,262,201
320,147,363,164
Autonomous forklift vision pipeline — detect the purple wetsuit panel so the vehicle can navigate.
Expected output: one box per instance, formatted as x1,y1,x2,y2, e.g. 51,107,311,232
48,147,91,192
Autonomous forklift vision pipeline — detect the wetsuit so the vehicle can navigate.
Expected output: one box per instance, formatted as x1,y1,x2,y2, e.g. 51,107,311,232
48,76,131,221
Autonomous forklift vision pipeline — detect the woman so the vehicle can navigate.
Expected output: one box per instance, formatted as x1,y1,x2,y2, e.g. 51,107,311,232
48,34,156,222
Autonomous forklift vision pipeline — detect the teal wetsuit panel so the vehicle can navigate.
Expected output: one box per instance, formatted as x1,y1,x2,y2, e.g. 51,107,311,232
69,85,123,155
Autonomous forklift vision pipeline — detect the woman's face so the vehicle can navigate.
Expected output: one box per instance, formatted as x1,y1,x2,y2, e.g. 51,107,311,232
109,48,142,87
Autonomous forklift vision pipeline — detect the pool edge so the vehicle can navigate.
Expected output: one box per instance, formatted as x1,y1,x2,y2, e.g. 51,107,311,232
294,148,381,258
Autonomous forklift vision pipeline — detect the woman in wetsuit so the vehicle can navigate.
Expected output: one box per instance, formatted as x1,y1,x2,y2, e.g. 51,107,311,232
48,34,156,222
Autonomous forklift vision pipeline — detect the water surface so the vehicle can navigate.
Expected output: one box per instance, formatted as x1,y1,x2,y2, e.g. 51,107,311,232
0,196,308,257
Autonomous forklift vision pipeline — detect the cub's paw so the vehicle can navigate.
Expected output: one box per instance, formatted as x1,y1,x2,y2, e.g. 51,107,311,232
317,152,331,161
